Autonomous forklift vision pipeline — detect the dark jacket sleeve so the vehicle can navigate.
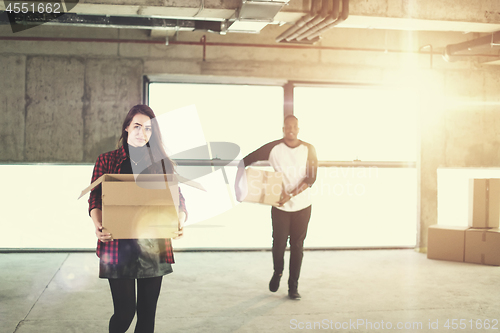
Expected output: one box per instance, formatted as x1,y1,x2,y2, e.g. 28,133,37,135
243,139,282,167
304,143,318,187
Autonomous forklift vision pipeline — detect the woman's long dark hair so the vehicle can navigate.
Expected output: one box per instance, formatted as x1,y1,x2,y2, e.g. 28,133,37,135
119,104,175,174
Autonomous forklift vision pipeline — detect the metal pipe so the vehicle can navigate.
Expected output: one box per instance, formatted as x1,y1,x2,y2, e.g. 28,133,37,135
275,0,321,43
5,36,493,59
306,0,349,40
285,0,331,42
201,34,206,61
443,31,500,62
295,0,339,42
0,160,416,168
419,44,433,69
173,159,416,168
275,13,315,43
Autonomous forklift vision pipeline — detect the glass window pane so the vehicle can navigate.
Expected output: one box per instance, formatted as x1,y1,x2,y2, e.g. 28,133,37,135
149,83,284,157
149,83,285,241
294,86,418,161
308,167,417,247
173,166,418,249
1,165,96,249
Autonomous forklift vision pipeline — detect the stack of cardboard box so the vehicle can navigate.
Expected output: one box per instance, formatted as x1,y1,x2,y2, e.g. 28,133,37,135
428,179,500,266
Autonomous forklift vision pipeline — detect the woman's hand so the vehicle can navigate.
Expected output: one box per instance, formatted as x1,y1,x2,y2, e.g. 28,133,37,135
234,161,246,202
96,226,113,243
90,208,113,242
173,211,187,240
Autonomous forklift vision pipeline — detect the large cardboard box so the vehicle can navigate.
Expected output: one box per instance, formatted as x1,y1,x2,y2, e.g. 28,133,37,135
427,225,468,262
469,178,500,229
80,174,202,239
465,228,500,266
239,168,283,206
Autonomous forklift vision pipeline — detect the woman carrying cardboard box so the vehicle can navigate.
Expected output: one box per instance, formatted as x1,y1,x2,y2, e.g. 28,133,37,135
88,104,187,333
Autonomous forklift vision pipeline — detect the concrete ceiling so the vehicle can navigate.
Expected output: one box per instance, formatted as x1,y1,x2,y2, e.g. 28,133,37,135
2,0,500,63
2,0,499,33
2,0,500,33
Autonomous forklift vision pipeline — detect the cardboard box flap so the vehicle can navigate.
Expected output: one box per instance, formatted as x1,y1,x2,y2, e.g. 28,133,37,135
78,174,155,199
78,173,204,199
103,181,178,206
176,174,206,192
78,174,108,200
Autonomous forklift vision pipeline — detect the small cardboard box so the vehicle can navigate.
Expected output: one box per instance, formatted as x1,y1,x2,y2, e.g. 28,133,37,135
465,228,500,266
240,168,283,206
469,178,500,229
79,174,203,239
427,225,468,262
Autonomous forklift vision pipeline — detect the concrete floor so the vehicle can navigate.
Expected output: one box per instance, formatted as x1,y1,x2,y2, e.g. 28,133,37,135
1,249,499,333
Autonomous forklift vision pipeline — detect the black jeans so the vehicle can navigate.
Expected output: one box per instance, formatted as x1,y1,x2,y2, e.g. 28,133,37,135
108,277,163,333
271,205,312,291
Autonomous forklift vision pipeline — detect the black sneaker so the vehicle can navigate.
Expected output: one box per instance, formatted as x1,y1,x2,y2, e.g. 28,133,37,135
269,273,282,292
288,290,301,300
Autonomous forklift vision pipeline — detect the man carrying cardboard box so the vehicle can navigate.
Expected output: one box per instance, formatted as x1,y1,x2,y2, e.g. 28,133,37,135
236,115,318,300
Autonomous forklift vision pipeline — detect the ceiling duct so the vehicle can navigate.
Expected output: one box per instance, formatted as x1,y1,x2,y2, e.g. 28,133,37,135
228,0,290,34
443,31,500,62
1,0,291,34
276,0,349,44
0,12,224,32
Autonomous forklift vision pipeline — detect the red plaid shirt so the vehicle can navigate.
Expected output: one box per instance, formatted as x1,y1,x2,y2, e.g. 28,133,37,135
88,145,186,265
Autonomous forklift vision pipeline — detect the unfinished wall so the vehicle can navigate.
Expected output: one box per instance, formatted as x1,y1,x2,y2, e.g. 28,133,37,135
83,59,143,161
25,56,85,162
0,55,25,162
1,24,500,249
0,31,143,163
416,68,500,250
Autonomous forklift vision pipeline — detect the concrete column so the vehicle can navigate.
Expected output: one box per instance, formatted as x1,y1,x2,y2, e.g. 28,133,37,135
284,82,294,119
416,70,446,251
0,55,26,162
25,56,85,162
83,59,143,162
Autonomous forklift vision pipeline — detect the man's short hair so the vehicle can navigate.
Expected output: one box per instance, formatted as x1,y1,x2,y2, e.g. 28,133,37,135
284,115,298,124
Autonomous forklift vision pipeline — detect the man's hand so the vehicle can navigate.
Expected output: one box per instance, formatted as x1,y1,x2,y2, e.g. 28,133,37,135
277,191,292,207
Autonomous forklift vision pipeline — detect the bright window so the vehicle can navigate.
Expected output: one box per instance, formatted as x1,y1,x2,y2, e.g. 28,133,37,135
149,83,284,157
294,86,418,161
